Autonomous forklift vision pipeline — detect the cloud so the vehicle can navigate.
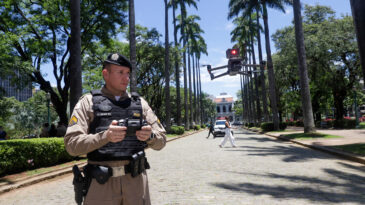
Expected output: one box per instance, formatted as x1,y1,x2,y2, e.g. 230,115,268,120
225,22,234,30
285,8,292,15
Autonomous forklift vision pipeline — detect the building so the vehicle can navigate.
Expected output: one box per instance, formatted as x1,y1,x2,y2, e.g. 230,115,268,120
214,92,237,122
0,71,32,101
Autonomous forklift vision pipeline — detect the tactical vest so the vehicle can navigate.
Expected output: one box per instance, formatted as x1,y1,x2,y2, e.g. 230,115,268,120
87,90,147,161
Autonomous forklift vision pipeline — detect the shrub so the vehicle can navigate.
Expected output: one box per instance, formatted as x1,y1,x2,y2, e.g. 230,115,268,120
295,120,304,127
194,125,201,130
261,122,274,132
248,123,255,128
170,126,184,135
0,138,74,176
344,119,356,129
201,124,206,128
279,122,287,130
333,119,345,129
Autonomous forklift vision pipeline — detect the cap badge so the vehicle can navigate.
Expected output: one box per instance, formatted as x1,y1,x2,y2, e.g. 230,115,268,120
111,53,119,61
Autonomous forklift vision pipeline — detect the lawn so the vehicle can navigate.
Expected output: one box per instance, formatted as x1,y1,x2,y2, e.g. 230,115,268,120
358,122,365,129
282,132,342,140
331,144,365,156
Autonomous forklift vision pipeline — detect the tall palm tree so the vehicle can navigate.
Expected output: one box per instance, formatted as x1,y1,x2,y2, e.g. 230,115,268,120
293,0,315,133
261,0,292,129
176,0,199,130
255,5,269,122
228,0,292,129
129,0,137,92
69,0,81,114
164,0,171,132
350,0,365,89
170,0,182,126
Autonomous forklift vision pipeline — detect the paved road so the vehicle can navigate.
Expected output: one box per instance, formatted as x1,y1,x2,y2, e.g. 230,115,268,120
1,129,365,205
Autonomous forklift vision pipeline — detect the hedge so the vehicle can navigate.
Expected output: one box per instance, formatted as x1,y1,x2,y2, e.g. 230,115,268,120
261,122,274,132
170,126,185,135
194,125,201,130
0,138,73,176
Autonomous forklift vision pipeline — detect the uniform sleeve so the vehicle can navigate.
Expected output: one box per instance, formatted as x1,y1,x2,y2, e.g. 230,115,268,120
141,98,166,150
64,94,110,156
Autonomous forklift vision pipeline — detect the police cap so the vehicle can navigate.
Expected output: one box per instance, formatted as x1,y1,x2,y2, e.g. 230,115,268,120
103,53,132,70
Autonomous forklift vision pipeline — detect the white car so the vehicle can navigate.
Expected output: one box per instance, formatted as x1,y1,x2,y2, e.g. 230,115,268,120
213,120,229,137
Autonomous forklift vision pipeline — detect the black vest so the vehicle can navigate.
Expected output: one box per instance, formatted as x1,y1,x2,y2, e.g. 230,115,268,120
87,90,146,161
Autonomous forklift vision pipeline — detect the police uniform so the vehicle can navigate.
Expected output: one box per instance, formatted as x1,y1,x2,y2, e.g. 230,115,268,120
64,54,166,205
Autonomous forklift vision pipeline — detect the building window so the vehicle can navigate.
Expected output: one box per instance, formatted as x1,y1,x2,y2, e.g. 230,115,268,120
217,106,220,113
223,106,226,113
229,105,232,112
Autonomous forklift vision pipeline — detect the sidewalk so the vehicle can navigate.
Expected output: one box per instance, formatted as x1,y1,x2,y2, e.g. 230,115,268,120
248,126,365,165
0,129,203,195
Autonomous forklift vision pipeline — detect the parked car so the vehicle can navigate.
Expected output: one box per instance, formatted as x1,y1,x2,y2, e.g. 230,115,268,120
213,120,226,137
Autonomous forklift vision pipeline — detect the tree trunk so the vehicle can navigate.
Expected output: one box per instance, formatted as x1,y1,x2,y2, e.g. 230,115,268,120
293,0,316,133
256,7,269,122
188,49,193,128
129,0,137,92
164,0,171,132
192,54,197,123
69,0,82,115
350,0,365,89
180,5,189,130
250,20,261,123
262,1,279,130
172,4,181,126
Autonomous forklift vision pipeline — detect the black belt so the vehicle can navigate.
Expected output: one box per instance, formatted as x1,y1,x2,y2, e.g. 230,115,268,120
84,151,150,184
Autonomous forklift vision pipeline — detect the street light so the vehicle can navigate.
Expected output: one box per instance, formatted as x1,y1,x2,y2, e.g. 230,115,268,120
46,92,51,126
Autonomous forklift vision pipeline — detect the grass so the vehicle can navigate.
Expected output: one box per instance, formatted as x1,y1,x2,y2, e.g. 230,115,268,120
167,134,179,138
358,122,365,129
267,129,297,133
283,132,342,140
332,143,365,156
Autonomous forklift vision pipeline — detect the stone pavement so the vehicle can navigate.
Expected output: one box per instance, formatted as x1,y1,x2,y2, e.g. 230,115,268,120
0,129,365,204
1,128,365,205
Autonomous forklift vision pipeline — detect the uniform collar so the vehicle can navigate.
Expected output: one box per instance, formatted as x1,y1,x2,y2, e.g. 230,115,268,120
101,86,130,101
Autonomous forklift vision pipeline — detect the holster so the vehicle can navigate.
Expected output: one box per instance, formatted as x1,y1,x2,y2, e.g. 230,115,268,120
72,165,92,205
129,151,150,177
84,164,112,184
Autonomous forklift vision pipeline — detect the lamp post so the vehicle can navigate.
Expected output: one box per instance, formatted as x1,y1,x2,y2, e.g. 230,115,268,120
46,92,51,126
353,88,360,128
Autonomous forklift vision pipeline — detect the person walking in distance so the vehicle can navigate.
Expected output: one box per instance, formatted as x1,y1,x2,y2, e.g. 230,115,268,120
206,121,214,139
219,117,236,148
64,53,166,205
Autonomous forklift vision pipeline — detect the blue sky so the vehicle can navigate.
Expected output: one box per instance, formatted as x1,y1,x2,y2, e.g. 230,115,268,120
43,0,352,100
134,0,352,100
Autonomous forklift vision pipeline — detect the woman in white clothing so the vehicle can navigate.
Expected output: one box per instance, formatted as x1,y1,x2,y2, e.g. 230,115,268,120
219,117,236,148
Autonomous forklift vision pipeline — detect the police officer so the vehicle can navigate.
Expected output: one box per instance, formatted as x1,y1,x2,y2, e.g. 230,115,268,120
64,53,166,205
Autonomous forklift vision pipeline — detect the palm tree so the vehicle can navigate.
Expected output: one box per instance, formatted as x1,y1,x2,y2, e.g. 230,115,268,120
170,0,182,126
69,0,82,114
261,0,292,129
255,5,269,122
350,0,365,89
228,0,292,129
129,0,137,92
177,0,199,130
292,0,315,133
164,0,171,132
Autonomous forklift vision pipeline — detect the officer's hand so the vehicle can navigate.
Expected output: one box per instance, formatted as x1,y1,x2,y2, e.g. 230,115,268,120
106,120,127,143
136,125,152,141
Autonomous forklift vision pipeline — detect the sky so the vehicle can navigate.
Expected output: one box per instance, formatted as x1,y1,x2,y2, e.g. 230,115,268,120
133,0,352,100
43,0,352,100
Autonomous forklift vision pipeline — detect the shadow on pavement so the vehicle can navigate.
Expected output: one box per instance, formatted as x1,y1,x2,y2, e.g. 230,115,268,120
211,163,365,204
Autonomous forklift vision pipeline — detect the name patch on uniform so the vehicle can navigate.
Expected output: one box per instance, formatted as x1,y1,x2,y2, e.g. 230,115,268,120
68,115,78,127
96,112,112,117
133,112,141,118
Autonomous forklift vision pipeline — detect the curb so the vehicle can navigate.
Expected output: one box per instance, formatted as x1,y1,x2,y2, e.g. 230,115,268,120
245,128,365,165
0,161,87,195
0,129,205,195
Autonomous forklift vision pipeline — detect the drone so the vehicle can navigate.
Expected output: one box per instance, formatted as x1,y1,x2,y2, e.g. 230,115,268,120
204,48,266,80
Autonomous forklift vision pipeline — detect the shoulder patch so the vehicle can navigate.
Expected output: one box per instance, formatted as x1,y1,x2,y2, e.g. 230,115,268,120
68,115,78,127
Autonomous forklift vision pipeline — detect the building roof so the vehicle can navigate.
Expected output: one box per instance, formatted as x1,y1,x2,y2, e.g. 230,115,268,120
214,92,234,103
